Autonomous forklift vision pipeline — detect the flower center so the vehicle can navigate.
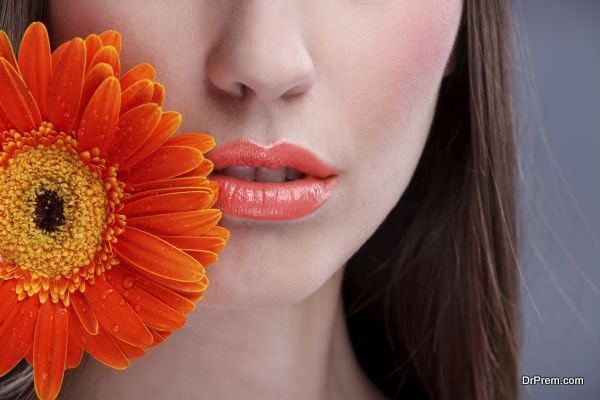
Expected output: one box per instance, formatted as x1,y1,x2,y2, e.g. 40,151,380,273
34,189,66,233
0,145,108,279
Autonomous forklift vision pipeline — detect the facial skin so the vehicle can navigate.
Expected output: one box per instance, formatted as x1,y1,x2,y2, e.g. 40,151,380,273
48,1,463,399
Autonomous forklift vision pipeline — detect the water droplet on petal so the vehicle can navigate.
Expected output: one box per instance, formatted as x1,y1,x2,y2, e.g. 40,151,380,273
123,276,135,289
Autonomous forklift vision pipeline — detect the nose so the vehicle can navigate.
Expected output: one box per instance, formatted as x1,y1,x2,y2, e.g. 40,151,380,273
205,2,316,103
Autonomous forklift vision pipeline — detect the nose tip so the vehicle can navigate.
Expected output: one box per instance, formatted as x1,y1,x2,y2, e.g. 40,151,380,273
207,55,316,102
205,14,316,103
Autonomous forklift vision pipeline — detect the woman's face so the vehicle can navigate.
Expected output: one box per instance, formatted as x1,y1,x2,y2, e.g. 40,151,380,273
48,0,463,308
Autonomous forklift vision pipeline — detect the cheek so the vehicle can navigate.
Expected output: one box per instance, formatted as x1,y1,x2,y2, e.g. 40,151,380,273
341,3,461,136
49,0,122,45
327,2,462,196
48,0,174,73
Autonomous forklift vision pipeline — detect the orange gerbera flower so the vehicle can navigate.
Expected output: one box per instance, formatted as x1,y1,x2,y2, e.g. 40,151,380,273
0,21,229,400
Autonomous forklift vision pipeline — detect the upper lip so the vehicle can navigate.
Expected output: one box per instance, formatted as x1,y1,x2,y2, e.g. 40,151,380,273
206,139,338,179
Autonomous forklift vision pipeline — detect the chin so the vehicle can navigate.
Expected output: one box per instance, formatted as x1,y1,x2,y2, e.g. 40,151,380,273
197,250,339,309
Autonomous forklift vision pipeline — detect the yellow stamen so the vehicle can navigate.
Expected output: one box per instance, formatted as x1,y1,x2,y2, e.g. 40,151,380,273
0,122,127,305
0,146,107,278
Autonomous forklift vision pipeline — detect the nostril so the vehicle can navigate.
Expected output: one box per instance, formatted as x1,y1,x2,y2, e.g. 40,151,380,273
239,83,248,97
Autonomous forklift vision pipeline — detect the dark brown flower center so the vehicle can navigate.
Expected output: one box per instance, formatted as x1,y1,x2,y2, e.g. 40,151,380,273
34,189,65,233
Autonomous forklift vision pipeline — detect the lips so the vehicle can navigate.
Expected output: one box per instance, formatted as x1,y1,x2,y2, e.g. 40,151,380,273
208,140,338,179
206,139,339,221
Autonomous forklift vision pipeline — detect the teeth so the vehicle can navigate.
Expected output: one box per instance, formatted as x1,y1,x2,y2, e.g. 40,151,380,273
285,167,303,180
222,166,255,181
218,166,305,182
256,167,286,182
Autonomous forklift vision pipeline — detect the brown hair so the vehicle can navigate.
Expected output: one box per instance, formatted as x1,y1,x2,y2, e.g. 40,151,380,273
343,1,521,399
0,0,521,399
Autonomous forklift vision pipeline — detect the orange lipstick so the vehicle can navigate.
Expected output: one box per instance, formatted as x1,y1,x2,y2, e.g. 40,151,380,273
207,140,339,221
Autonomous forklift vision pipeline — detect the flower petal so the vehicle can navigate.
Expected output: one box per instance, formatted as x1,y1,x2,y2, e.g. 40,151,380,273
0,58,42,132
165,133,216,154
0,280,18,321
123,186,204,204
25,345,34,366
126,209,223,237
106,269,186,330
108,103,161,165
131,176,209,193
0,104,14,131
119,272,196,313
77,76,121,155
147,328,166,348
65,335,84,369
51,41,68,69
154,329,173,340
120,78,154,114
0,30,19,71
121,190,214,218
18,22,52,119
89,46,120,77
98,30,122,53
121,260,208,295
120,63,156,91
203,226,231,240
181,157,214,177
68,311,129,370
84,34,102,73
159,235,227,253
33,302,68,400
118,111,181,171
48,37,85,134
180,289,206,302
84,275,153,347
113,336,145,359
76,62,114,128
206,181,220,208
70,291,99,335
185,250,218,267
119,146,204,185
113,226,205,282
150,83,165,105
0,296,39,376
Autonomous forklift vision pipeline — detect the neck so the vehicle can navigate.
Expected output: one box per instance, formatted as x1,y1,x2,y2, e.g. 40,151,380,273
65,268,385,400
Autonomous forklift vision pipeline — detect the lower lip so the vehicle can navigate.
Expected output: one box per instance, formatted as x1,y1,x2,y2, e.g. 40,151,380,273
210,174,339,221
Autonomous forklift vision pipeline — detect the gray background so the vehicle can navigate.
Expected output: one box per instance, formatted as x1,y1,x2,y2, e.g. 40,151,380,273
515,0,600,399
